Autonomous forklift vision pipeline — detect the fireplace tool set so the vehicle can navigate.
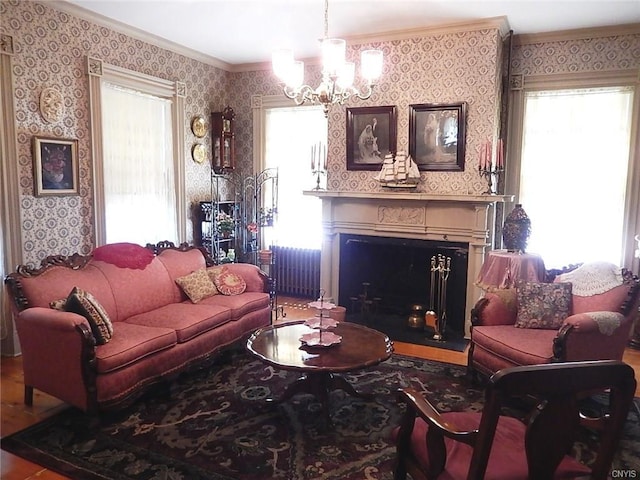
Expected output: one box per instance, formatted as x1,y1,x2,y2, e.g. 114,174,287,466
425,254,451,341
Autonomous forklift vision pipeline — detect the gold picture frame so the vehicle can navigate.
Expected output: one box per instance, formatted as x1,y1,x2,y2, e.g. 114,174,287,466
32,136,79,196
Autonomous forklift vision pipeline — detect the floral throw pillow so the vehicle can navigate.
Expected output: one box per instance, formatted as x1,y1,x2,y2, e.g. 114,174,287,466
175,268,218,303
65,286,114,344
211,269,247,296
515,281,573,329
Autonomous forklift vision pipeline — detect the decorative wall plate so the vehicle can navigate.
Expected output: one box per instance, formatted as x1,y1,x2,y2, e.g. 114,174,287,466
192,143,206,163
39,87,64,123
191,116,206,137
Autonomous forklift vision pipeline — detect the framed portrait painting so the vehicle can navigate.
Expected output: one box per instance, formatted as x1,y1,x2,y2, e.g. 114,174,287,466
32,136,79,196
409,102,467,171
346,105,397,171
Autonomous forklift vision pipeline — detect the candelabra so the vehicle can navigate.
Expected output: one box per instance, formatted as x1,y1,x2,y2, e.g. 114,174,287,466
312,166,327,191
479,165,504,195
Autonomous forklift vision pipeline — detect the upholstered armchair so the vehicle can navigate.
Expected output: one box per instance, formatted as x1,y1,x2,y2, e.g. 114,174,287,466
468,262,640,378
392,360,636,480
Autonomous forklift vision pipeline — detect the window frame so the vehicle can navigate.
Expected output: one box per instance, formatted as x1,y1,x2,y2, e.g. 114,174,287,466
86,57,186,246
507,70,640,271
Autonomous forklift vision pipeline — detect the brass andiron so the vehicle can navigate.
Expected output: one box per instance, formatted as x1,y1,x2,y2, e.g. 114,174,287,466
427,254,451,341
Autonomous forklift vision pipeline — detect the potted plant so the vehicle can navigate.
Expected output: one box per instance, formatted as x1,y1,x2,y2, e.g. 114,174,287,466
216,211,235,238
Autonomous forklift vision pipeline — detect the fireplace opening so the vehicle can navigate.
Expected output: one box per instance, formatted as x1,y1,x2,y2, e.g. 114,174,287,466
338,234,468,339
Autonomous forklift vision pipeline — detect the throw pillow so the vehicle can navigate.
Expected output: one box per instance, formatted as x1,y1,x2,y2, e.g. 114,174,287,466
175,268,218,303
206,265,227,285
65,287,114,344
515,281,573,329
212,269,247,295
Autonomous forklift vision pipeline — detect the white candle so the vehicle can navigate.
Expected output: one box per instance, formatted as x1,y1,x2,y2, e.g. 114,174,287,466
311,144,315,170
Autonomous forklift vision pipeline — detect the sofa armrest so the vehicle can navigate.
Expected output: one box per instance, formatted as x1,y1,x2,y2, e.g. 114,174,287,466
16,307,97,410
471,290,517,327
221,263,270,293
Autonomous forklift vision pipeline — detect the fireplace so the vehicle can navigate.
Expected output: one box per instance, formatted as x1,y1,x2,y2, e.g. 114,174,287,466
339,234,468,337
305,190,512,337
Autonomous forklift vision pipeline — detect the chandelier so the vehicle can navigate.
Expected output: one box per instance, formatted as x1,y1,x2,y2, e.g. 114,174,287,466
271,0,383,117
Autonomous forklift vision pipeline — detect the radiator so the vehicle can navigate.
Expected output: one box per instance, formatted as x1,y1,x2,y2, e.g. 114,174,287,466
273,246,321,298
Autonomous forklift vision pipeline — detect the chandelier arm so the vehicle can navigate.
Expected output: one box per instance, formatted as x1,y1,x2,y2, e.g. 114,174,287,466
354,83,375,101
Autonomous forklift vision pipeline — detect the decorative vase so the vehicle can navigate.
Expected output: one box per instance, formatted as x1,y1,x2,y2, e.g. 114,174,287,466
407,304,425,330
227,248,235,262
502,204,531,253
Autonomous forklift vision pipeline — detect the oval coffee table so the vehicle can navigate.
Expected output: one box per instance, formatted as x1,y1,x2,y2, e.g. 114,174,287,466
246,320,393,424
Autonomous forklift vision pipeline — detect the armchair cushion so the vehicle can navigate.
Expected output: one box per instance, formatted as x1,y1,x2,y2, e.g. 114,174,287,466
515,281,573,329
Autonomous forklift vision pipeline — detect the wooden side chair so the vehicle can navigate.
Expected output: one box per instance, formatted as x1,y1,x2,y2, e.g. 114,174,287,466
392,360,636,480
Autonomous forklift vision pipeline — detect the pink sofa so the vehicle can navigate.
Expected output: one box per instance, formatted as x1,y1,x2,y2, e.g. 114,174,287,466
4,242,271,413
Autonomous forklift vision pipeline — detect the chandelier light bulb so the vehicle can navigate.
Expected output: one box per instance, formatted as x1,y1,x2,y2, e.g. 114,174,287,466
361,49,383,83
271,0,383,115
336,62,355,89
322,38,346,78
272,49,294,81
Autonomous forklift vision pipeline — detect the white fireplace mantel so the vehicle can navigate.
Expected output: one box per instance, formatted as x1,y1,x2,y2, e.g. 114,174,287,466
305,190,514,336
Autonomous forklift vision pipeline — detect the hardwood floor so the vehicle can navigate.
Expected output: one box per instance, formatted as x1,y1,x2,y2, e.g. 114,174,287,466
2,297,639,480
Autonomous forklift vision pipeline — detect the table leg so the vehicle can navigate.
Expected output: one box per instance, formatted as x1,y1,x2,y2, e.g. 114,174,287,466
267,371,373,424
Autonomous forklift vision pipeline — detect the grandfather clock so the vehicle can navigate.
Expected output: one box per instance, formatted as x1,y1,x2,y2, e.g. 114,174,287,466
211,106,235,174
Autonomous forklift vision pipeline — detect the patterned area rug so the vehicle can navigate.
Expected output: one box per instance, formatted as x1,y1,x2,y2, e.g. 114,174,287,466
2,351,639,480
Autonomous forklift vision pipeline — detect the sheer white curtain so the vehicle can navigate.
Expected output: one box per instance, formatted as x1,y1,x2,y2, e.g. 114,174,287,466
519,87,633,268
101,83,177,245
264,106,326,249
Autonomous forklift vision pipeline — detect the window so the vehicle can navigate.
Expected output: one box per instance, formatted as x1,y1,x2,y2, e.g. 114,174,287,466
101,83,177,244
516,86,635,268
87,58,185,246
260,103,327,249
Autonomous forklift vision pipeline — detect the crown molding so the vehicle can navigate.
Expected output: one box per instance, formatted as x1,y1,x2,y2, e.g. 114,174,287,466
514,23,640,46
50,1,233,71
345,16,510,45
231,17,510,73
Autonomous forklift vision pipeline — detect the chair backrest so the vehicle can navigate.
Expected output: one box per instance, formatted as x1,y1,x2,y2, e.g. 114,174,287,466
470,360,636,480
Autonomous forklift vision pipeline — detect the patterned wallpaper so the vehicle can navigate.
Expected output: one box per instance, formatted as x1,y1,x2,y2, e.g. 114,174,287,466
3,0,639,266
512,34,640,76
2,0,230,265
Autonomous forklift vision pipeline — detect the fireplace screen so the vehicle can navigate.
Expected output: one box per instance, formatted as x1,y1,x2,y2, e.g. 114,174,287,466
338,234,468,338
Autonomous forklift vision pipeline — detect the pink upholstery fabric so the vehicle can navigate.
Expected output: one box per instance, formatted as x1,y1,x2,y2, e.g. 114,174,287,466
472,325,556,365
156,248,208,303
18,264,117,320
199,292,270,321
17,307,93,410
125,303,231,343
391,412,591,479
570,283,631,315
92,258,175,321
95,322,177,373
477,290,518,326
221,263,267,293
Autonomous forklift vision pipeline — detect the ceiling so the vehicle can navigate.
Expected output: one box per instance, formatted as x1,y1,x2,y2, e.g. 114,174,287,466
63,0,640,66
